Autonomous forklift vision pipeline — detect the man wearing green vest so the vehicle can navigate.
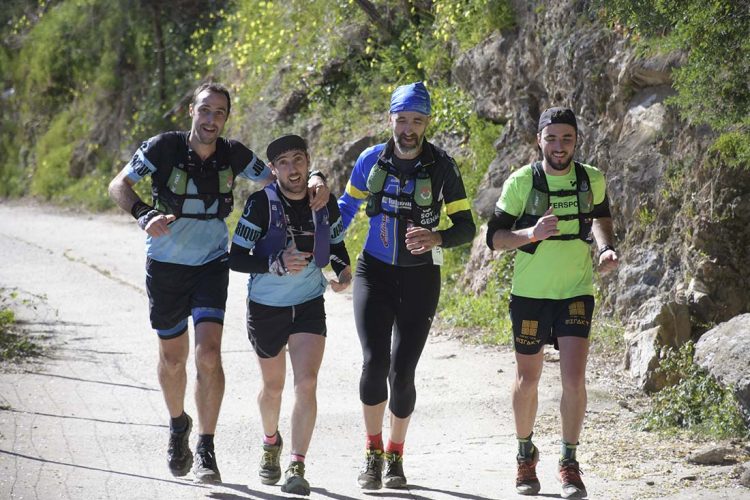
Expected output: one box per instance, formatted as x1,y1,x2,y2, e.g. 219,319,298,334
487,107,619,498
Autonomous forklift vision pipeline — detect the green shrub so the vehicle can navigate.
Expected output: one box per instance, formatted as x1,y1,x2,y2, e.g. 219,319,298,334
639,342,749,439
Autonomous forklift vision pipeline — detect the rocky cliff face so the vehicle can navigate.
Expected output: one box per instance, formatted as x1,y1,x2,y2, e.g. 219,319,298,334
451,0,750,388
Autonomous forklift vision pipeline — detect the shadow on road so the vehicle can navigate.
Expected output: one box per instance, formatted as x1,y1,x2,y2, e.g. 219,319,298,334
1,407,166,428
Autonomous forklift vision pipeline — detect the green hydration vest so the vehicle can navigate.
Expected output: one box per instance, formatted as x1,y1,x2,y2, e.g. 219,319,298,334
152,141,238,220
514,161,594,254
364,156,437,227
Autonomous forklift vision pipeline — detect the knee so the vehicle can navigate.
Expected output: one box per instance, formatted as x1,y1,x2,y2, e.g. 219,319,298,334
159,351,187,374
261,379,284,400
195,345,222,374
515,370,542,392
561,372,586,394
294,373,318,398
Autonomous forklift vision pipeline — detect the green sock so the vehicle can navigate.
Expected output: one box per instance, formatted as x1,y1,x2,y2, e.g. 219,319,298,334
561,441,578,462
517,433,536,459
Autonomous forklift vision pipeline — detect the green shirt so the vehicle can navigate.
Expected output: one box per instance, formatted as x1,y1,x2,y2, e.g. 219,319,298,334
496,162,607,299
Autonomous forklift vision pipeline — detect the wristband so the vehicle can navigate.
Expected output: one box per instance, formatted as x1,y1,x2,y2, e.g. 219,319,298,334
598,244,616,258
137,209,163,231
309,170,327,182
527,228,537,243
130,200,153,220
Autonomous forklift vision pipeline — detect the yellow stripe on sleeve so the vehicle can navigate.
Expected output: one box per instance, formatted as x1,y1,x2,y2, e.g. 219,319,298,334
345,181,369,200
445,198,470,215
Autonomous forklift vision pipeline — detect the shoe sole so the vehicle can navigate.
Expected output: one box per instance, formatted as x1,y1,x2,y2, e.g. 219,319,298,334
561,487,587,499
259,474,281,485
193,470,222,484
281,484,310,495
358,479,382,490
168,450,193,477
383,476,407,489
516,481,541,495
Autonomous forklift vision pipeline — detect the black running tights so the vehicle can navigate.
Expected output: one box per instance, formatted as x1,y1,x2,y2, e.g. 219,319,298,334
352,251,441,418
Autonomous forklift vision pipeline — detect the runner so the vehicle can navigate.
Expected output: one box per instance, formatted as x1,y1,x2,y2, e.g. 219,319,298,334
229,134,351,495
486,107,619,498
107,83,328,483
338,82,475,489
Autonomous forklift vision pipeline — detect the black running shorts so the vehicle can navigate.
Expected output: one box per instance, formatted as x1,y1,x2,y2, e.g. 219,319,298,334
246,295,326,359
509,294,595,355
146,255,229,339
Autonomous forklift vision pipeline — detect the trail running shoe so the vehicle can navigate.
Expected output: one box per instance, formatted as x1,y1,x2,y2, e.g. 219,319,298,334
193,447,222,483
383,450,407,489
516,446,541,495
357,449,384,490
558,458,587,498
259,433,283,485
280,461,310,496
167,413,193,477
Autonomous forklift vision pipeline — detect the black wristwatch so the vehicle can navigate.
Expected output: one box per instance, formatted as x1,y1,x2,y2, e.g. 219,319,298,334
598,244,616,257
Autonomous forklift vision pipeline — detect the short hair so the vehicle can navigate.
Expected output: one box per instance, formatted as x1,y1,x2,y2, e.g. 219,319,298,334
192,82,231,115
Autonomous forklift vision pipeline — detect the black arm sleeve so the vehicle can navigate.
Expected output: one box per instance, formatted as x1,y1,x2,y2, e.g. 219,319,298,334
439,210,476,248
590,193,612,219
229,244,269,273
486,210,517,250
326,194,350,276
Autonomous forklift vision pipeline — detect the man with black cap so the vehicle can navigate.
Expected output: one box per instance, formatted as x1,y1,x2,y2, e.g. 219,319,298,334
108,83,329,484
338,82,475,490
486,107,619,498
229,134,351,495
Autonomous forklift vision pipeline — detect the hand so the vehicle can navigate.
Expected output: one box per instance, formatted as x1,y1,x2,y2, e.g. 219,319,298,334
598,249,619,274
141,212,176,237
308,178,330,211
329,266,352,292
530,206,559,241
405,225,441,255
281,242,312,275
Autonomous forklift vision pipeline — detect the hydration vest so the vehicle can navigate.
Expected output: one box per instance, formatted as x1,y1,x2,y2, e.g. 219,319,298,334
252,183,331,268
364,156,438,228
514,161,594,254
152,139,239,220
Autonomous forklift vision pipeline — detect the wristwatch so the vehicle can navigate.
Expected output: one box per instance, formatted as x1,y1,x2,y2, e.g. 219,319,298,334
598,244,616,257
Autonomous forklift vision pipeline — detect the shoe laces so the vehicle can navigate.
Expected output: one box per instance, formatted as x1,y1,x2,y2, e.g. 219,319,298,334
287,461,305,477
516,460,538,483
261,449,278,467
559,460,584,487
362,450,383,474
196,448,217,469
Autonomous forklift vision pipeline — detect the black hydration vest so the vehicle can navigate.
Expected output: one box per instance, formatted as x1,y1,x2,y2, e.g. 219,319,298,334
514,161,594,254
152,140,240,220
364,156,438,228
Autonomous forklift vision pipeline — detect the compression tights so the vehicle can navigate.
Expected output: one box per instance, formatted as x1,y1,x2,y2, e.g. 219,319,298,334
352,251,441,418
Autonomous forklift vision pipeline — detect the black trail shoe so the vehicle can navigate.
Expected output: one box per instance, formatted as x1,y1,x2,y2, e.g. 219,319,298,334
357,449,384,490
193,447,222,483
167,413,193,477
383,450,407,489
259,433,283,485
280,461,310,496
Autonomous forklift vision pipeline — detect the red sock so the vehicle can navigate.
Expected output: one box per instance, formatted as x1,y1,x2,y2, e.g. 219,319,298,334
386,439,404,456
366,432,383,451
291,453,305,463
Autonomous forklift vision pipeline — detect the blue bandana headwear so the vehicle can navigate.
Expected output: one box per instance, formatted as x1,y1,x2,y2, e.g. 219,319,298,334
389,82,431,116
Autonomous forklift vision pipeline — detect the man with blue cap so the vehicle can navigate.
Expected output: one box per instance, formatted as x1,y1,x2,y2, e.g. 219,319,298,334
338,82,476,490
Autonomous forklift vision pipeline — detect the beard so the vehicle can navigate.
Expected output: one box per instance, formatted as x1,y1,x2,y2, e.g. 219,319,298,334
277,176,307,197
543,150,573,171
395,132,424,157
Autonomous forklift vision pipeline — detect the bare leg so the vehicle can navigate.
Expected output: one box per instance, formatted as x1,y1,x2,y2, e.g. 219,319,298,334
256,349,286,438
362,401,387,438
512,350,545,438
558,336,588,444
287,333,325,456
194,322,224,434
388,414,411,444
158,333,190,418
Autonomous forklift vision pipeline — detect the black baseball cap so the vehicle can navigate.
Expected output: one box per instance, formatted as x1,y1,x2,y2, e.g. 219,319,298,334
538,107,577,133
266,134,308,163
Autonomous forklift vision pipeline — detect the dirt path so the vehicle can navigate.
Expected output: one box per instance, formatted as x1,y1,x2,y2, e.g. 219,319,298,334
0,202,746,499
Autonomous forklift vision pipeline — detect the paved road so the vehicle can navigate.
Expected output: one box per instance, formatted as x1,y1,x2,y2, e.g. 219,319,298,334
0,203,746,499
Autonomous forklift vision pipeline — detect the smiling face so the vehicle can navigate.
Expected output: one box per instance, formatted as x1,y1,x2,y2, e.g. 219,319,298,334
188,89,229,151
537,123,577,173
270,149,309,199
389,111,430,159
